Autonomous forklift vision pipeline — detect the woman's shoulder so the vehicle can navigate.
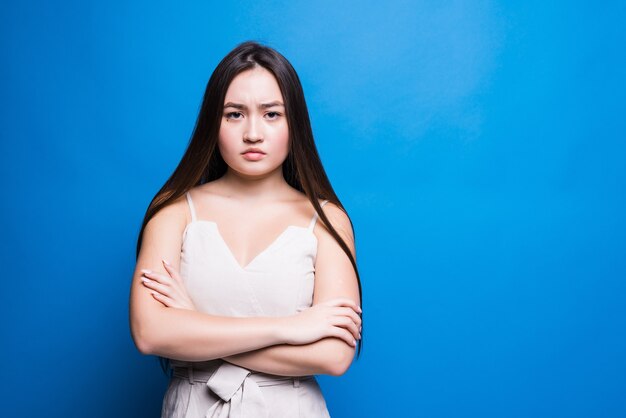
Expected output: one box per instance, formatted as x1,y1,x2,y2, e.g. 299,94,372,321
317,200,351,231
286,190,333,215
148,193,191,227
313,199,356,260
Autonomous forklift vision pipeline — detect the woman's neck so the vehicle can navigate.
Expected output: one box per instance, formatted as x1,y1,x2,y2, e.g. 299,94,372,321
217,167,292,203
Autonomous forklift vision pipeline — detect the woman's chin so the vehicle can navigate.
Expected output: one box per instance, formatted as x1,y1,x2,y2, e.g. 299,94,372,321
227,165,284,180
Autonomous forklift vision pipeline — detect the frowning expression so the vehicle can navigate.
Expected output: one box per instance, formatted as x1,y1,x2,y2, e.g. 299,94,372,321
218,66,290,179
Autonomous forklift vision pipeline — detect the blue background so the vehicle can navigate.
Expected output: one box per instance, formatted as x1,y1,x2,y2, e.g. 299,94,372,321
1,1,625,417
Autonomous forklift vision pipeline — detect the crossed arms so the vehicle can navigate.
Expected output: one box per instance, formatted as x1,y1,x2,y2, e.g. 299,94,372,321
129,195,361,377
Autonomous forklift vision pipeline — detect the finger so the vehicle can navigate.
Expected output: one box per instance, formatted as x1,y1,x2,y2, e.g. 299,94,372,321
141,269,173,286
150,290,174,308
155,275,188,301
334,307,362,327
324,298,362,314
142,278,172,297
162,260,183,282
333,316,360,340
330,307,361,330
341,313,361,339
330,326,357,347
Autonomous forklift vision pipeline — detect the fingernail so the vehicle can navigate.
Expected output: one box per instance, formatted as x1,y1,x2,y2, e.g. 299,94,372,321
141,269,151,274
353,339,357,346
162,259,171,266
141,278,151,283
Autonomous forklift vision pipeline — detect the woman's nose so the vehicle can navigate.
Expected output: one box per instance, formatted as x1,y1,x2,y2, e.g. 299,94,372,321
243,117,263,142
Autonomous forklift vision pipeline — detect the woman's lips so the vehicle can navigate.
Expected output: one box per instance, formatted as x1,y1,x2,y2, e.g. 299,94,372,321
242,151,265,161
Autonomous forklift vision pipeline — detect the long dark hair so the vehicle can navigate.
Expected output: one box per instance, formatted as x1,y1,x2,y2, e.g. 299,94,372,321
135,40,363,374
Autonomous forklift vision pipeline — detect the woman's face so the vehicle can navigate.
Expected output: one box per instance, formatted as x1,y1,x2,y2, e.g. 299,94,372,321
218,66,289,179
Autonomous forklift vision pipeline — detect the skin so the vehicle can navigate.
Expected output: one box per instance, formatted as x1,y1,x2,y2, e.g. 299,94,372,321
129,66,361,376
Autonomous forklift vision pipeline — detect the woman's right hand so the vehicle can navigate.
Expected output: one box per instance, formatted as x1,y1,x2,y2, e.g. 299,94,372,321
279,298,362,347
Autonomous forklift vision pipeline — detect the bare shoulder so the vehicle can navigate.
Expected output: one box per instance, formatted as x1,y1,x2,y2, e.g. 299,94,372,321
145,193,190,231
139,193,191,267
320,201,352,228
316,201,355,258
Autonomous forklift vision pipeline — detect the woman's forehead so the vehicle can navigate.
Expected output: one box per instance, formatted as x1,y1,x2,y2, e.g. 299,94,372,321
224,67,283,103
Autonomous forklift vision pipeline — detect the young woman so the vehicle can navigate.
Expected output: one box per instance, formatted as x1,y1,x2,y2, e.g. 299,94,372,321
129,40,363,418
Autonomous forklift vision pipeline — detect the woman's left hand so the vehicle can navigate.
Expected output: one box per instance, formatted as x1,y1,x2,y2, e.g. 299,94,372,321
140,260,197,311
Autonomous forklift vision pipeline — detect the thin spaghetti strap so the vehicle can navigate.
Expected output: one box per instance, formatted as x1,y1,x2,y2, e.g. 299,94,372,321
308,200,330,231
185,191,197,222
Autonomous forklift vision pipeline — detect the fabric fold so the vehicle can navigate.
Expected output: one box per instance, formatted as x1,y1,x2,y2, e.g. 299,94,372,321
205,362,269,418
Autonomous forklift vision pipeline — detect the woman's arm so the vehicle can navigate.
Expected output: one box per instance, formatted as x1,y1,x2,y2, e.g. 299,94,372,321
222,202,362,376
129,197,360,362
223,337,355,377
130,197,283,360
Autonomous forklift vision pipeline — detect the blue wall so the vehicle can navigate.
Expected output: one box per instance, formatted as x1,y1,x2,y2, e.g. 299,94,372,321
1,1,624,417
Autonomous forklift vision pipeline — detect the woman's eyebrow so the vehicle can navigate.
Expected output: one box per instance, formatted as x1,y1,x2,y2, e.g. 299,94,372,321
224,101,285,109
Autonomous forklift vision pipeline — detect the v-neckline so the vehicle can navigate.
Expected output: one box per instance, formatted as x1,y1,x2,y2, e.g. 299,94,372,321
186,220,309,271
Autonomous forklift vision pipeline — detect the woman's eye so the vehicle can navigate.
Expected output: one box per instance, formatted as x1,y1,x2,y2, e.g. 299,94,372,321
266,112,281,119
225,112,242,120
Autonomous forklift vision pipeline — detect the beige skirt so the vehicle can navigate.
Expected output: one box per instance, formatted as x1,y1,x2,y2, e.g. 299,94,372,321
161,359,331,418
